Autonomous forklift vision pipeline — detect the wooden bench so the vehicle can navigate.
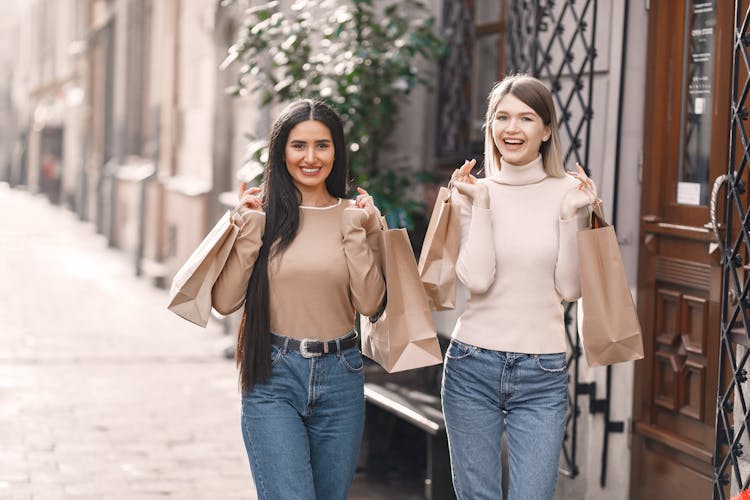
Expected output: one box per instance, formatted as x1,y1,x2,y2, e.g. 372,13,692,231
364,380,456,500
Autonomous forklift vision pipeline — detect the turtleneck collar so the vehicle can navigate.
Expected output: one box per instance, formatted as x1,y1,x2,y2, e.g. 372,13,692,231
490,154,547,186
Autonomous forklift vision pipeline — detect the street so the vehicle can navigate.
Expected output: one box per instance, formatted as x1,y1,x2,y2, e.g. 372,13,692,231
0,184,425,500
0,183,252,499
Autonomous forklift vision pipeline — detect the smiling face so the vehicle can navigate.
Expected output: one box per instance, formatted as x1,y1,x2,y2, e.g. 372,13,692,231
284,120,335,195
491,93,551,167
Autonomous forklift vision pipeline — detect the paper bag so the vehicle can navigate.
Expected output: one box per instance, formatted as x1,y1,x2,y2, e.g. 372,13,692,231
361,227,443,372
168,211,239,327
418,186,460,310
577,201,644,366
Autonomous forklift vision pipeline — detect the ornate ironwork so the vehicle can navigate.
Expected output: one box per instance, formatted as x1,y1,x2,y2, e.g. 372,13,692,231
505,1,540,77
436,0,474,159
506,0,605,482
507,0,598,168
713,2,750,498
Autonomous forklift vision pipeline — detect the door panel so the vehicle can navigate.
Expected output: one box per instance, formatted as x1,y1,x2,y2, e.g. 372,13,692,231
631,0,732,498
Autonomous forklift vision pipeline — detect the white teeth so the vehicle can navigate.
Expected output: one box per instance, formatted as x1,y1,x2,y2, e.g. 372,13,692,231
301,168,319,173
504,139,523,144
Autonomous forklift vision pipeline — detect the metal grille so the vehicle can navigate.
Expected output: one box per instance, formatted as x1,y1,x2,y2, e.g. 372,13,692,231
505,1,539,80
506,0,607,482
507,0,598,167
436,0,474,158
713,2,750,498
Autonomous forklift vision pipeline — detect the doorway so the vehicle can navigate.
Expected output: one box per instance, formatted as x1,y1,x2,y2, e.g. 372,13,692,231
630,1,732,498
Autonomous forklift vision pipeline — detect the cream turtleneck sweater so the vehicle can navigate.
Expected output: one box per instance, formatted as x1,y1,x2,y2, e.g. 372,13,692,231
451,155,589,354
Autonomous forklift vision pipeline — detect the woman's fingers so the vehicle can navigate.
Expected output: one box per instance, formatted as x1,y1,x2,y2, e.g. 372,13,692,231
354,187,375,212
453,181,470,197
237,185,263,211
240,188,261,202
238,182,261,198
452,159,477,186
451,169,461,184
242,189,261,199
354,187,372,208
240,197,261,209
454,180,477,198
563,164,598,211
576,162,590,180
571,163,596,193
459,158,476,176
454,180,490,208
571,163,588,178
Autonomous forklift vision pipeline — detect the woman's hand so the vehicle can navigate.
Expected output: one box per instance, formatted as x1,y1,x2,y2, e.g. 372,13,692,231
341,187,378,233
354,187,378,219
236,181,264,214
561,163,597,219
451,159,489,209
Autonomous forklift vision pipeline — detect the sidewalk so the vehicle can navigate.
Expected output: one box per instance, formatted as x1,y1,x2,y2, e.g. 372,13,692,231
0,184,425,500
0,184,254,499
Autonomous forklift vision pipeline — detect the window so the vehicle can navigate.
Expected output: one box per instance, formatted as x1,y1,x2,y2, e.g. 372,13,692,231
436,0,505,164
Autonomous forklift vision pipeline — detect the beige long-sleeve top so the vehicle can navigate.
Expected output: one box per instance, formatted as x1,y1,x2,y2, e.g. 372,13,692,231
451,155,589,354
211,199,385,341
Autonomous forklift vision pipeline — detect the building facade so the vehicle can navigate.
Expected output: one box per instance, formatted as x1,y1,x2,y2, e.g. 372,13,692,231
2,1,741,499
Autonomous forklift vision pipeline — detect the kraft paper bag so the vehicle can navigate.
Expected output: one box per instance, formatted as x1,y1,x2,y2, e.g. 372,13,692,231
418,186,460,311
577,201,644,366
168,211,239,327
361,227,443,372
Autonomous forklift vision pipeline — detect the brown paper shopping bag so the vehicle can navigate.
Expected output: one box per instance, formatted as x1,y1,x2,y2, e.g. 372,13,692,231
168,211,240,327
577,201,644,366
361,227,443,372
418,186,460,311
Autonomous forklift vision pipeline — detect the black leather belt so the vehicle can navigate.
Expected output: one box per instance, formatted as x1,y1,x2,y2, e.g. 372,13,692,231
271,331,358,358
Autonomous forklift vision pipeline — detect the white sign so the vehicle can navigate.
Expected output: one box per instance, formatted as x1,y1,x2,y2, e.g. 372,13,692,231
677,181,702,205
694,97,706,115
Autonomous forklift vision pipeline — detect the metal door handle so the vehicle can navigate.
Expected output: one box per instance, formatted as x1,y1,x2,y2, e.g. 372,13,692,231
710,175,728,253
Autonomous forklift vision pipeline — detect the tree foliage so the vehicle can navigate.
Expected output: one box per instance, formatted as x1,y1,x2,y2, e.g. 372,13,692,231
224,0,445,228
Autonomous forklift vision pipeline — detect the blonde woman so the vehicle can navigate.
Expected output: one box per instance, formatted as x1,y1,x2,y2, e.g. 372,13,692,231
442,74,597,499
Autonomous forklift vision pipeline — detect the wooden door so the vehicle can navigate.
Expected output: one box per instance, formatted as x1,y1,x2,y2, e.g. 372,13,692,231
630,1,732,498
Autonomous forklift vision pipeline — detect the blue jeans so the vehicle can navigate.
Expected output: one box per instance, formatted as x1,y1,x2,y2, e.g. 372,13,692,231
441,339,568,500
240,334,365,500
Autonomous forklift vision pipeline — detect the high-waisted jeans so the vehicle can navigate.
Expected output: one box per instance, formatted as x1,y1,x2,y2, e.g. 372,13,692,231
441,338,568,500
240,332,365,500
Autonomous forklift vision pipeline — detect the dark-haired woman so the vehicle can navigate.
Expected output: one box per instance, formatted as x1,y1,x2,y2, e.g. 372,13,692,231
211,99,385,500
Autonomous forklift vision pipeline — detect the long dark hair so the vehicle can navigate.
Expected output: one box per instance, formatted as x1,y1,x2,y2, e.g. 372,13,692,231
237,99,349,391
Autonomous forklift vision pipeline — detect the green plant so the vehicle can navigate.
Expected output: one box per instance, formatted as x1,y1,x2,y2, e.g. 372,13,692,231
223,0,445,229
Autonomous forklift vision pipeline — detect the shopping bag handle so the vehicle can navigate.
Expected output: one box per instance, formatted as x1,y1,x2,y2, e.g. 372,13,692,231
446,179,456,198
368,292,387,323
589,199,608,229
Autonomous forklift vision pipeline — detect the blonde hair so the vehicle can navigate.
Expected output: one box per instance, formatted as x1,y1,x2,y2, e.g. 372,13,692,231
483,74,565,178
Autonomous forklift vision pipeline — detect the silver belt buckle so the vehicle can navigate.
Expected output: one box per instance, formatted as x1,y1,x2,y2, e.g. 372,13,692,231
299,338,322,358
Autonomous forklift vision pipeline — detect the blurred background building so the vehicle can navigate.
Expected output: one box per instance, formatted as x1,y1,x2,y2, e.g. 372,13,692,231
0,1,742,499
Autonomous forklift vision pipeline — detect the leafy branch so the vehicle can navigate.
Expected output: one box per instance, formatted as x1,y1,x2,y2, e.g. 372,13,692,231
223,0,445,228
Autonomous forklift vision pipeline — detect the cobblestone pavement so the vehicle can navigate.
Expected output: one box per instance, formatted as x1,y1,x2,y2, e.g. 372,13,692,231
0,184,426,500
0,185,255,499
